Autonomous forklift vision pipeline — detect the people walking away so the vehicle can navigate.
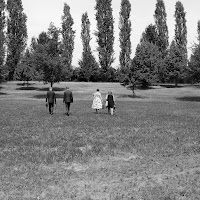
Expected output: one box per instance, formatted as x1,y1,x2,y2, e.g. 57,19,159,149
63,86,73,116
46,87,56,115
92,89,103,114
105,91,115,115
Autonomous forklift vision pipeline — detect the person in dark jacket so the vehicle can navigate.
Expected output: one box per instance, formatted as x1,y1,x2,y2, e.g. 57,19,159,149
46,87,56,115
105,91,115,115
63,86,73,116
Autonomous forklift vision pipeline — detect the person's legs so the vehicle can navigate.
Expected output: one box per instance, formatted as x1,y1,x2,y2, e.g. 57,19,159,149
49,103,54,114
108,107,110,114
65,102,71,115
51,103,54,114
48,103,51,114
110,108,114,115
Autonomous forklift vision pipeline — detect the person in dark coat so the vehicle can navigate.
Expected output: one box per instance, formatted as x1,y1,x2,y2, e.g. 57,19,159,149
105,91,115,115
63,86,73,116
46,87,56,115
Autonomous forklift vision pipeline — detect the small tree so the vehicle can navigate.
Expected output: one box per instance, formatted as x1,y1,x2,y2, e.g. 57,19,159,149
14,49,36,85
79,12,99,81
133,41,161,88
31,24,64,87
166,40,185,86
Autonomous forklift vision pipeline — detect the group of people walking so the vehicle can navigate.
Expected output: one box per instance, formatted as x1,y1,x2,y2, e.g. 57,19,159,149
46,87,115,115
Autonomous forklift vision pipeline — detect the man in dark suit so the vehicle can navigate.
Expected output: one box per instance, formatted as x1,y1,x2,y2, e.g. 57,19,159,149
63,86,73,116
46,87,56,115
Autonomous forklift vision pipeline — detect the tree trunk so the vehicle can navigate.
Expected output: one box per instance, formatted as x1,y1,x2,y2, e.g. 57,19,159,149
51,82,53,87
175,78,178,87
131,84,135,96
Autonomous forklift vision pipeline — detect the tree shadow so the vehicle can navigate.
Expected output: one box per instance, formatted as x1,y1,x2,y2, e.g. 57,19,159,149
33,94,63,99
159,84,183,88
126,85,156,91
0,92,7,95
176,96,200,102
38,87,65,91
117,94,146,99
16,87,38,90
17,83,35,86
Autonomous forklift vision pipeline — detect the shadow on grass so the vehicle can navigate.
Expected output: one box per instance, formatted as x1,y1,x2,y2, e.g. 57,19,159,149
0,92,7,95
117,94,146,99
176,96,200,102
33,94,63,99
159,84,184,88
16,87,65,91
16,86,38,90
17,83,35,86
38,87,65,91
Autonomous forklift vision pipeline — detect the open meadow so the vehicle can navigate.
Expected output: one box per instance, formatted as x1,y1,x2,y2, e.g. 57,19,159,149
0,81,200,199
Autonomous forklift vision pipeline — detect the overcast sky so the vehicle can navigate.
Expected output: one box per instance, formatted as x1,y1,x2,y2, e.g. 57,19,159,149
22,0,200,67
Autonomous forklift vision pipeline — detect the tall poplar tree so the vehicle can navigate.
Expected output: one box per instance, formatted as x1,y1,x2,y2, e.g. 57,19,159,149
79,12,99,81
95,0,115,80
154,0,169,83
0,0,5,82
119,0,131,73
61,3,75,79
174,1,187,62
154,0,169,52
172,1,187,85
6,0,27,81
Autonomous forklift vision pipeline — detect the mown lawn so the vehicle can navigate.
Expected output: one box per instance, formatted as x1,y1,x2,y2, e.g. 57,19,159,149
0,81,200,199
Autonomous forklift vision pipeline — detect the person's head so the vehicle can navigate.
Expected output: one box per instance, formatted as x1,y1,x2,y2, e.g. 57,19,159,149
66,86,69,90
108,91,112,95
49,87,52,91
96,89,99,92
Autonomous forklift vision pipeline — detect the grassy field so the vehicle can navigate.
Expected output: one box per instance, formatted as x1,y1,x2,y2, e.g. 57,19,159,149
0,81,200,200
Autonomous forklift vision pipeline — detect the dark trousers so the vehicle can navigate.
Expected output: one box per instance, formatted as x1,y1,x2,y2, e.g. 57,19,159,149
65,102,71,113
48,103,54,114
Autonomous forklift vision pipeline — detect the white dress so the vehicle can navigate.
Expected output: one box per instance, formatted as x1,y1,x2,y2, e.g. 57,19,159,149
92,91,103,109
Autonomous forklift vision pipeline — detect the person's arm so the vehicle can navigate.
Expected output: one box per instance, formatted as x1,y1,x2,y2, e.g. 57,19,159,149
71,92,73,102
63,92,65,103
54,92,56,104
46,92,48,103
113,94,116,105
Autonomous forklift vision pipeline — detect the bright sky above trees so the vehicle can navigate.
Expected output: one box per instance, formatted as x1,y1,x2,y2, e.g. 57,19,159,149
22,0,200,67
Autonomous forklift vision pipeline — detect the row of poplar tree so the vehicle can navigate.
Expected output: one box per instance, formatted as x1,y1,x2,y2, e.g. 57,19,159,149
0,0,200,89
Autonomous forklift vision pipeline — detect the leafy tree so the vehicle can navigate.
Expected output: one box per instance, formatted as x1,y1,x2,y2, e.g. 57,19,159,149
154,0,169,51
167,1,187,86
79,12,99,81
133,41,161,88
0,0,6,82
119,0,131,73
187,21,200,83
14,49,37,85
141,24,158,45
6,0,27,80
61,3,75,80
31,24,64,87
94,0,115,81
166,40,185,86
